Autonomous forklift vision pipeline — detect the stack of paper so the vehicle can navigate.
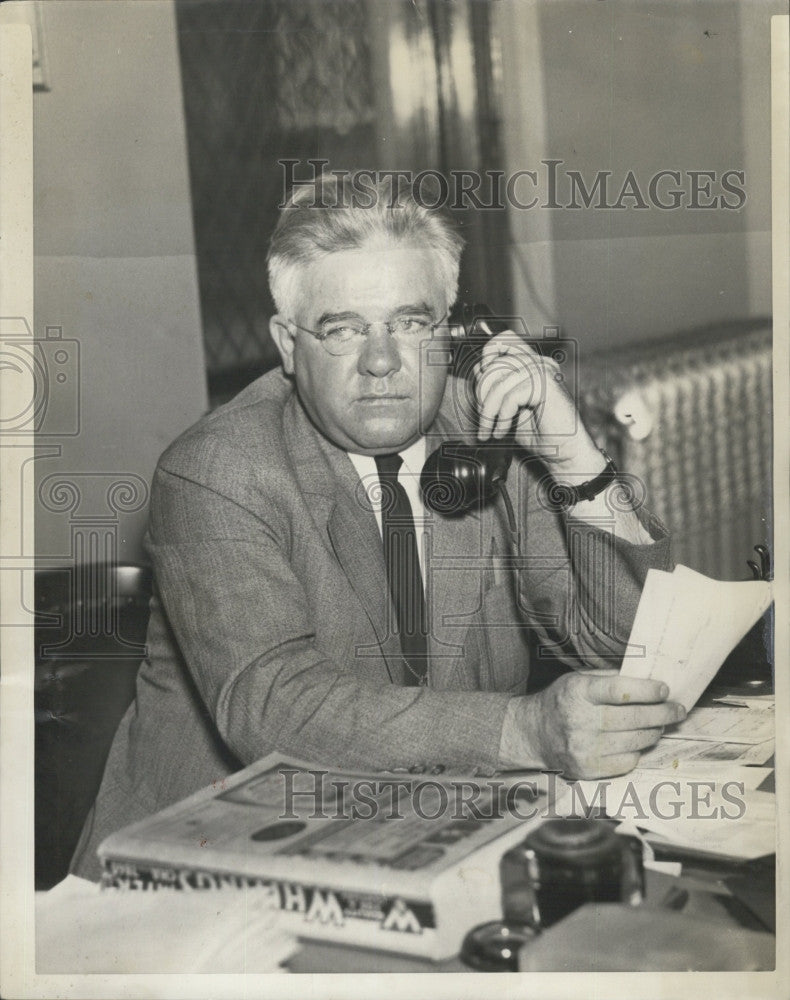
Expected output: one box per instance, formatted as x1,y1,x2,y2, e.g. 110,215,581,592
667,702,774,744
637,735,774,769
36,875,299,973
571,766,775,861
637,698,775,769
620,565,772,710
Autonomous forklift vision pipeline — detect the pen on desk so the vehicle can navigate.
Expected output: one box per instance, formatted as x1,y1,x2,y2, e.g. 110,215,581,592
494,769,562,778
648,844,771,873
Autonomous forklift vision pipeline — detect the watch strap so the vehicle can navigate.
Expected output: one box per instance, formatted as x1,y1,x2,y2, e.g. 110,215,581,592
554,452,618,509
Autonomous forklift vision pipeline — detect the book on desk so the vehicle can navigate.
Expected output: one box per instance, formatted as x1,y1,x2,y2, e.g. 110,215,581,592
97,755,557,959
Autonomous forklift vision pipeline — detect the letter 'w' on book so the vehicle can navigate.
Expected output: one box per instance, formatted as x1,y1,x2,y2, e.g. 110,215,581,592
620,565,772,711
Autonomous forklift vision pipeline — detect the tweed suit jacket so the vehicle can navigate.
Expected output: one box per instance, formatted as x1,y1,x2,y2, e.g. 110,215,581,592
72,369,671,879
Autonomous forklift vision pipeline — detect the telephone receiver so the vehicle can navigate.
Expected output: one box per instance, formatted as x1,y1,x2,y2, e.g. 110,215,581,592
420,302,515,517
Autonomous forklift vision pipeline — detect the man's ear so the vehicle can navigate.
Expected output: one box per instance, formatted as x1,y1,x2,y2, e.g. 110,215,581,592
269,315,296,375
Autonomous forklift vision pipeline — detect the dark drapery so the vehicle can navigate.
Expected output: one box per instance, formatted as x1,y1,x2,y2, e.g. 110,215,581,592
175,0,513,406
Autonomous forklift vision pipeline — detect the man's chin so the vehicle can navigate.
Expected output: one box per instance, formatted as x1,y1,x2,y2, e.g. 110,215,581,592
346,416,422,454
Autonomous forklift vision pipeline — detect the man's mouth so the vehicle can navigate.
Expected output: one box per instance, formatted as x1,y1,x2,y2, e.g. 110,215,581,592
356,393,411,401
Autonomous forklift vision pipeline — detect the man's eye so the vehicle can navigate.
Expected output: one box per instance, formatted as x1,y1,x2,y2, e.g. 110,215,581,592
322,325,362,342
394,316,431,336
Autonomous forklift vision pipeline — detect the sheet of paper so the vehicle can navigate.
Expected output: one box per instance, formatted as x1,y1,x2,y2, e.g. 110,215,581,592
634,807,775,860
619,569,677,679
663,703,775,745
637,737,775,769
35,875,299,974
621,565,772,710
572,770,776,860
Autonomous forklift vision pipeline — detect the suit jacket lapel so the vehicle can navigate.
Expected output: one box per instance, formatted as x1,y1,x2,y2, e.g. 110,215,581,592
282,393,406,683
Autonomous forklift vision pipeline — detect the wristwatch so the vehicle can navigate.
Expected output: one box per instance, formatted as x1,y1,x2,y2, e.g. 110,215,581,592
551,450,618,510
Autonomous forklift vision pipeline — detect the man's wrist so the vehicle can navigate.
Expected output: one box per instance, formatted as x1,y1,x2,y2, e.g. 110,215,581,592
497,696,546,770
545,446,609,487
539,448,619,516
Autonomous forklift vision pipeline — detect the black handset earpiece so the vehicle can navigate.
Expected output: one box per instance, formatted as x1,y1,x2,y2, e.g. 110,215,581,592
420,303,516,523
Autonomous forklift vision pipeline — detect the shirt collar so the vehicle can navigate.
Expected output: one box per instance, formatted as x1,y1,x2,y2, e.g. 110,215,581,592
347,437,426,479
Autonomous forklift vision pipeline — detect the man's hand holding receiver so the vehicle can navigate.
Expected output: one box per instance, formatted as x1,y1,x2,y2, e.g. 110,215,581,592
473,324,603,472
474,324,654,541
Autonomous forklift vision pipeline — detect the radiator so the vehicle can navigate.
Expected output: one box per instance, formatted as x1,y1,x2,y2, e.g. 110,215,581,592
579,320,772,581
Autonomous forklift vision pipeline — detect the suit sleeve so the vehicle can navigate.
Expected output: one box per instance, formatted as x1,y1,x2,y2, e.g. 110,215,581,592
147,447,511,775
508,455,673,670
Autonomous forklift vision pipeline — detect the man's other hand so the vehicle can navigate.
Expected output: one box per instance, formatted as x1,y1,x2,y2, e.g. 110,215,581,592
498,672,686,779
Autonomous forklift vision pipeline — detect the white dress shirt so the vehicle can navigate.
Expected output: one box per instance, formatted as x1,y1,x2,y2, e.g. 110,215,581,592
347,438,428,583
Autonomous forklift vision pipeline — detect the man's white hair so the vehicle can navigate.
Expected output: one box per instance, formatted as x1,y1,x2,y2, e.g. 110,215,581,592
267,172,464,319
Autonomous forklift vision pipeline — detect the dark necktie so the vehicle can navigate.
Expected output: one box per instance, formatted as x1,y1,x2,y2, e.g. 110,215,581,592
374,453,428,686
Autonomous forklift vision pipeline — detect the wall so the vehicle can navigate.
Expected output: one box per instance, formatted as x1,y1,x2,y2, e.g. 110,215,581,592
32,0,207,563
496,0,781,353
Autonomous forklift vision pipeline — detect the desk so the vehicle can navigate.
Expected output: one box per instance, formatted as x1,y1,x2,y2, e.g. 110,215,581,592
288,866,775,973
38,693,777,974
36,857,775,975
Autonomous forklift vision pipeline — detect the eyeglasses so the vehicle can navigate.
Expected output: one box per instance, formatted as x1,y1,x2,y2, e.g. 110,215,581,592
288,312,449,357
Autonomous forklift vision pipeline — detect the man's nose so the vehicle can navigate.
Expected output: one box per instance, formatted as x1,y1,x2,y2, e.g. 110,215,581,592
357,327,402,378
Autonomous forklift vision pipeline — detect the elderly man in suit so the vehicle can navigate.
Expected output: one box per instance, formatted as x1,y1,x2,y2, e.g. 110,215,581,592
72,174,683,880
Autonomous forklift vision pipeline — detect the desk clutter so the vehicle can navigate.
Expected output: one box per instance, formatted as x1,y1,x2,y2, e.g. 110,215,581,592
39,565,775,973
59,748,773,973
458,772,775,972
